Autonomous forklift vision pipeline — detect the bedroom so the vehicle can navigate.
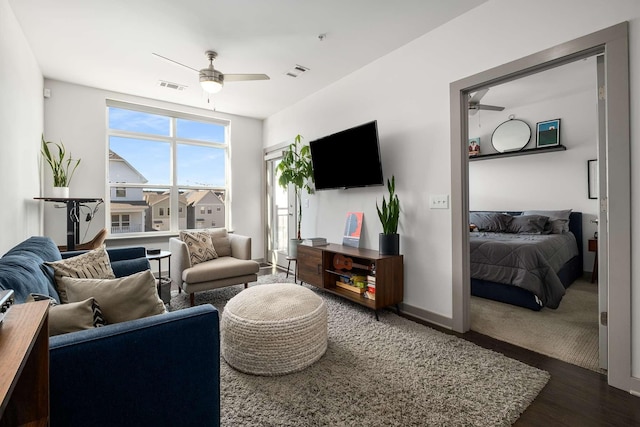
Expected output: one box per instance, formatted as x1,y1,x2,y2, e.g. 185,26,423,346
465,56,601,371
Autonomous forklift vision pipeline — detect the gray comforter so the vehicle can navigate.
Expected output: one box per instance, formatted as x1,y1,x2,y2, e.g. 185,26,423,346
470,232,579,308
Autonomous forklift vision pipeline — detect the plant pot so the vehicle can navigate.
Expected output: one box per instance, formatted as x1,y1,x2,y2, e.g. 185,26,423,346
288,239,303,258
49,186,69,199
379,233,400,256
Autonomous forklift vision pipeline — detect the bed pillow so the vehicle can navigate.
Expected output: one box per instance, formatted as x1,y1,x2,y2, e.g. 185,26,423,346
57,270,166,324
506,215,549,234
522,209,572,234
469,212,513,232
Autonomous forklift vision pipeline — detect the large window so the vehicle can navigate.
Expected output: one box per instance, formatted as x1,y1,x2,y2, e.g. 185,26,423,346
107,102,228,235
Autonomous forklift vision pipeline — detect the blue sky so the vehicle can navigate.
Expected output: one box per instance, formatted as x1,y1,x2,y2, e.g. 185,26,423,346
108,107,226,186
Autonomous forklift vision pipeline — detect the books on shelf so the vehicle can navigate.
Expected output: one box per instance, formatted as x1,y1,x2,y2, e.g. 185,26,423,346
336,281,366,294
364,291,376,301
366,275,376,284
302,237,328,246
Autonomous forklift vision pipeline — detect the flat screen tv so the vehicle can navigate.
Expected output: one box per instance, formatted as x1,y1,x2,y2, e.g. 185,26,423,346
309,120,384,190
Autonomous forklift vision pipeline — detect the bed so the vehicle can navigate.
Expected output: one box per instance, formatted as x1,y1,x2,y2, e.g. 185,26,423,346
469,210,583,311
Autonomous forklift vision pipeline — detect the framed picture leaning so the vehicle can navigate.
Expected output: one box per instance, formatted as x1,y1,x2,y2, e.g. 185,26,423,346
536,119,560,147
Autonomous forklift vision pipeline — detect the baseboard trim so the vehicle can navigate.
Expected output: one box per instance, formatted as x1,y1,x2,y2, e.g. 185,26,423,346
399,303,453,329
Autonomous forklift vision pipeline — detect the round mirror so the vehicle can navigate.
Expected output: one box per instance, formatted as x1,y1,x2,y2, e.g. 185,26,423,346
491,119,531,153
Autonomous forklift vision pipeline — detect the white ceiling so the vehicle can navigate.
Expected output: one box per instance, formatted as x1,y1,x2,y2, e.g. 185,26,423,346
8,0,487,119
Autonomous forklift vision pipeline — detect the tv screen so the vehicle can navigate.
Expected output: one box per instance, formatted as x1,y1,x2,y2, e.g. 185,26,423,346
309,121,384,190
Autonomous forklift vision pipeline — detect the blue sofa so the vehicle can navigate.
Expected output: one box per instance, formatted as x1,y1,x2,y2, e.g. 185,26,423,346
0,237,220,427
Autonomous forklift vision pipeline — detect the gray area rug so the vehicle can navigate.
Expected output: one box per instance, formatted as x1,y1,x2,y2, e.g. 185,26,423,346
471,278,602,373
171,273,549,426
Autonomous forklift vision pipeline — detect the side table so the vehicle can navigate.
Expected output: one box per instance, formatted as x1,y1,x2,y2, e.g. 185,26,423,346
146,251,172,302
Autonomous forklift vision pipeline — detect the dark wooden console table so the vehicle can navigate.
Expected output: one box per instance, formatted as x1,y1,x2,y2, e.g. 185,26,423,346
34,197,103,251
298,243,403,320
0,301,49,426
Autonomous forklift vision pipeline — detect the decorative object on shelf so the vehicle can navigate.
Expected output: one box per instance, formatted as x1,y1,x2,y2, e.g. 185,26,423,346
41,134,81,198
536,118,561,147
468,137,481,157
277,134,315,258
491,118,531,153
376,175,400,256
342,212,363,248
587,159,598,199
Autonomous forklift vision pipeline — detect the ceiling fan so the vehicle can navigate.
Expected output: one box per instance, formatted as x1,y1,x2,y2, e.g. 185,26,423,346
153,50,269,94
468,88,505,115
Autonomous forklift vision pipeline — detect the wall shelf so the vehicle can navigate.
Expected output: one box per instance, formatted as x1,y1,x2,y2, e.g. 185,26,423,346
469,144,567,161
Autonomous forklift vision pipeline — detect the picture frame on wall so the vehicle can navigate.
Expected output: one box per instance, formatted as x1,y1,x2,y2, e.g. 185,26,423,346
588,159,598,199
536,119,561,148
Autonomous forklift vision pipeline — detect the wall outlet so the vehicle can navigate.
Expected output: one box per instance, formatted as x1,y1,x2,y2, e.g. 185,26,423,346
429,194,449,209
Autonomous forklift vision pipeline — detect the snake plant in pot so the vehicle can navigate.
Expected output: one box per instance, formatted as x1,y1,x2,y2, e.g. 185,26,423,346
41,135,81,199
276,134,314,258
376,175,400,255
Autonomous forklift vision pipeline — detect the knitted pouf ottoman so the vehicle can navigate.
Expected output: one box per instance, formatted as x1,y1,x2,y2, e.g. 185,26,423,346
221,283,328,376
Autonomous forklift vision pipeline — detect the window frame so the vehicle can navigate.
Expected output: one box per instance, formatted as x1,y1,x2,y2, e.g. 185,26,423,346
106,100,230,237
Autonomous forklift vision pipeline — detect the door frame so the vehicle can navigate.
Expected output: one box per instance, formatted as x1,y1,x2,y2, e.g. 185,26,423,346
264,142,297,269
449,22,633,391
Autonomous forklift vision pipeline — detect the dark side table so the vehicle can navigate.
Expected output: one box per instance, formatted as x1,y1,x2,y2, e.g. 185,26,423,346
146,251,171,300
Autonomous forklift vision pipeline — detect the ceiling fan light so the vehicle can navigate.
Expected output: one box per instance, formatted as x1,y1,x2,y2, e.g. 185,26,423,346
199,68,224,93
200,79,223,93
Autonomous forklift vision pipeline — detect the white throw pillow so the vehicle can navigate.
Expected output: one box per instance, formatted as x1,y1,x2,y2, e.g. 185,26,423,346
180,230,218,265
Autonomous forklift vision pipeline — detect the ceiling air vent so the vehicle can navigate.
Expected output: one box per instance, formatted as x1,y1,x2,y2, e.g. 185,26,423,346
285,65,309,78
158,80,187,91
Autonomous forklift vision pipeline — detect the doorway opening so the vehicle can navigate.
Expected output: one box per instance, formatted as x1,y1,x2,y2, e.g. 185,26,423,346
450,23,631,391
465,56,603,372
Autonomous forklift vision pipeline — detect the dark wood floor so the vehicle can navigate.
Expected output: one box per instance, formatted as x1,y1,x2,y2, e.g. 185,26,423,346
403,313,640,427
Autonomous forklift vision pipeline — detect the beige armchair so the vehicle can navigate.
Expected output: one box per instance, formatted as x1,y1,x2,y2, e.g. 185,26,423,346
170,229,259,306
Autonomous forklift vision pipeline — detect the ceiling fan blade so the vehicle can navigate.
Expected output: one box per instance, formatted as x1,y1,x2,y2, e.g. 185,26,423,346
469,88,489,104
224,73,270,82
152,53,199,72
476,104,505,111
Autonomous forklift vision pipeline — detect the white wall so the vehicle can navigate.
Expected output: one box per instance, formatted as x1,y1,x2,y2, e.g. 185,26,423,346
43,79,264,260
469,65,599,269
0,0,44,254
263,0,640,375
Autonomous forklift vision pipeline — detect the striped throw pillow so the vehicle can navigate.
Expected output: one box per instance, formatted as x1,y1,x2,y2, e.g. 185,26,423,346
45,245,115,303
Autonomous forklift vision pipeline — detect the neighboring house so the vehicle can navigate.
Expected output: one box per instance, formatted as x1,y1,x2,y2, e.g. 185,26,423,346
184,190,226,229
144,192,188,231
108,150,148,234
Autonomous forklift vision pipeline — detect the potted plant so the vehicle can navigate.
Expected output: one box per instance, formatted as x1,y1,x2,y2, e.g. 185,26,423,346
41,135,81,199
276,134,314,258
376,175,400,255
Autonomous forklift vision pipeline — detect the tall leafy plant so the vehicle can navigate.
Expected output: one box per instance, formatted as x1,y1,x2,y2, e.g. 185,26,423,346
276,134,314,239
41,135,81,187
376,175,400,234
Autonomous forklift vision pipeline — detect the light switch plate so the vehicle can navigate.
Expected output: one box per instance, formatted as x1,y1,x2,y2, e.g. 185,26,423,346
429,195,449,209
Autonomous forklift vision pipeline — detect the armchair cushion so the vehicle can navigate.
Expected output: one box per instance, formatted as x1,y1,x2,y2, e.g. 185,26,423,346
58,270,166,324
182,256,260,283
208,228,231,257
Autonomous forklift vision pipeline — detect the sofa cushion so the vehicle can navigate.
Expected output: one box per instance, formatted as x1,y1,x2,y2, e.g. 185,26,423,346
180,231,218,265
0,255,56,303
182,256,260,284
0,236,62,302
208,228,231,257
58,270,166,324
